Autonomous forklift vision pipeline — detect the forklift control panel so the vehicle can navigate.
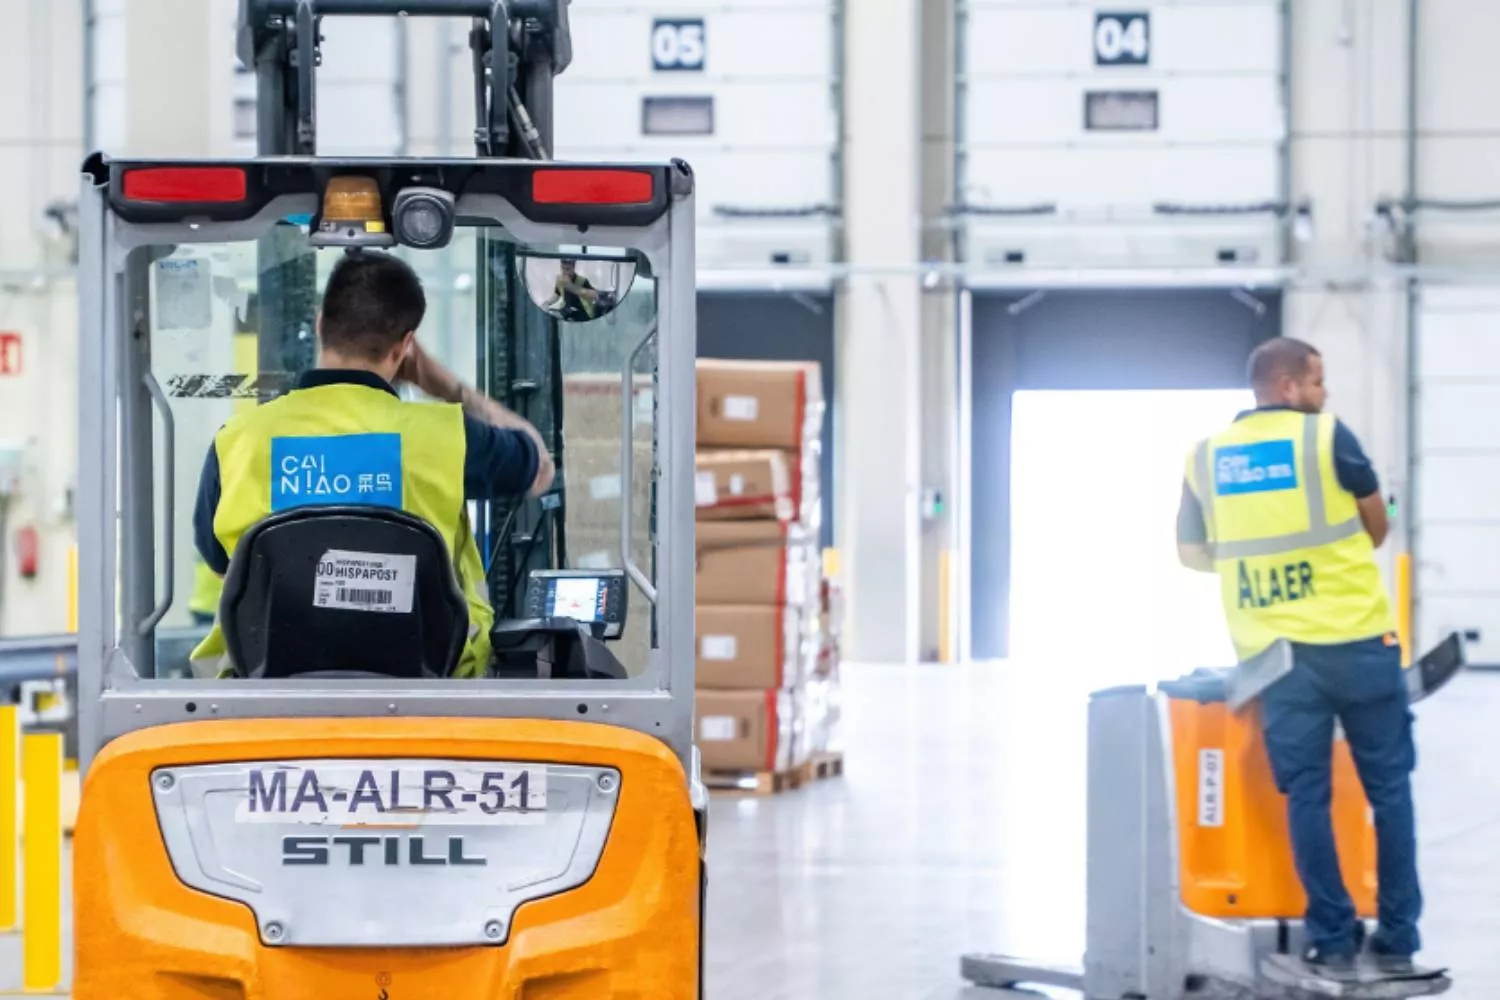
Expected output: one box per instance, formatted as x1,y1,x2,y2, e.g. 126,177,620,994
523,570,628,640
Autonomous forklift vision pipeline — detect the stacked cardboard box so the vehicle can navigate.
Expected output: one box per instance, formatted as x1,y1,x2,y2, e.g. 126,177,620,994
692,360,835,776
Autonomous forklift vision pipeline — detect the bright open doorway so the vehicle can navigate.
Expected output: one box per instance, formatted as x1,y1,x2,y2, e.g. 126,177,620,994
1008,388,1255,691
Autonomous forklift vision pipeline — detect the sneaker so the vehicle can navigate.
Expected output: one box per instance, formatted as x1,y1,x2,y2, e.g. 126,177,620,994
1304,947,1357,974
1370,952,1415,975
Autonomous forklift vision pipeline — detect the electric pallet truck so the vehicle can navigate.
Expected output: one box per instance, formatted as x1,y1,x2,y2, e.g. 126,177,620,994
72,1,706,996
962,634,1466,1000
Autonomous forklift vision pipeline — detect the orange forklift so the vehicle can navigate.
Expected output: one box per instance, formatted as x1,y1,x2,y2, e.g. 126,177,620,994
71,1,705,996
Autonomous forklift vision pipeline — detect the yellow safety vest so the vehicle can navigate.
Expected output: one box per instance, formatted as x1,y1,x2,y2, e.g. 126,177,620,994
1184,409,1396,661
190,382,494,677
189,560,223,618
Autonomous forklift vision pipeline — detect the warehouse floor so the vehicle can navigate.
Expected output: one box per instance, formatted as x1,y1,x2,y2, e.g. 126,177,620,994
6,664,1500,998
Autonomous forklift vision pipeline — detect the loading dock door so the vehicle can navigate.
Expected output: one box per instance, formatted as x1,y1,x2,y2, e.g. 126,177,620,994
969,287,1282,661
697,292,836,548
1415,285,1500,665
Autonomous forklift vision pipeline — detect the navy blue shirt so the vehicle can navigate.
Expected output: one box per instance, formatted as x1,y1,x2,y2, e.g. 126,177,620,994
1177,406,1380,546
193,369,539,573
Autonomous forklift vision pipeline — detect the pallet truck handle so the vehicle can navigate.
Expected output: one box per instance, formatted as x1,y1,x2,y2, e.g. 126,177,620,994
620,320,658,605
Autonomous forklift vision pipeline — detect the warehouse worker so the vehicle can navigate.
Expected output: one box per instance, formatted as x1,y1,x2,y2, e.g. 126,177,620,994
1177,336,1420,977
189,250,554,677
543,258,599,322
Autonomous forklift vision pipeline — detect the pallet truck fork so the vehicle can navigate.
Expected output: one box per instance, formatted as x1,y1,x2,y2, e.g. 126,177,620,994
71,2,705,996
962,634,1466,1000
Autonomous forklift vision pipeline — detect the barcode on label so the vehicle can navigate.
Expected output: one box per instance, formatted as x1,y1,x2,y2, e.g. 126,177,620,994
338,588,394,606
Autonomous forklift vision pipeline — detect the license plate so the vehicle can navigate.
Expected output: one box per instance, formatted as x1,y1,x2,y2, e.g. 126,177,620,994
233,762,549,826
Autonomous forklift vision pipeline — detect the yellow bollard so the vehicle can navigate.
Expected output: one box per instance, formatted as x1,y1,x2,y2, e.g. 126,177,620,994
21,732,63,993
0,704,16,934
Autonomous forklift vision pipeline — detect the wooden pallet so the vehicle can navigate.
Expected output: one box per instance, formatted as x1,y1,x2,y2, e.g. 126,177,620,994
704,751,844,796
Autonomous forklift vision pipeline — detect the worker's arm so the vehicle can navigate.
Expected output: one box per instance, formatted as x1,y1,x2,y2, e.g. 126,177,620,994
1332,420,1387,548
1176,480,1215,572
1356,493,1390,549
192,442,230,575
398,341,556,496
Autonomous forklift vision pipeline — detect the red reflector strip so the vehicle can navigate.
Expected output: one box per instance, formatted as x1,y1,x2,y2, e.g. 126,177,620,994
532,169,654,206
122,167,248,203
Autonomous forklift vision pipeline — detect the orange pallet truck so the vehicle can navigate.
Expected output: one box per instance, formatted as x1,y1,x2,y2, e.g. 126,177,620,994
962,634,1466,999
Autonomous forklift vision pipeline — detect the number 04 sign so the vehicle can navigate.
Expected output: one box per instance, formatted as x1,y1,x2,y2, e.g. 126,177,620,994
1094,11,1150,66
652,18,706,72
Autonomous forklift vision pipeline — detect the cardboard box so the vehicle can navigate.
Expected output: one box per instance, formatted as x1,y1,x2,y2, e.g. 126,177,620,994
696,604,809,689
697,360,824,450
694,449,793,522
696,520,820,607
563,373,654,443
696,688,799,773
562,438,654,534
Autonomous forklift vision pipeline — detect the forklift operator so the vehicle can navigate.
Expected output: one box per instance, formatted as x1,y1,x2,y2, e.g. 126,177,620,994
188,250,556,677
544,258,599,322
1177,337,1421,976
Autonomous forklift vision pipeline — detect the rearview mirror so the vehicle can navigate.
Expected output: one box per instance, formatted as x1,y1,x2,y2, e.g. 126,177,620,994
518,247,637,323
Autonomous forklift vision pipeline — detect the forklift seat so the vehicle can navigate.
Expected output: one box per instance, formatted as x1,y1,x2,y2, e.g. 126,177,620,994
218,506,469,679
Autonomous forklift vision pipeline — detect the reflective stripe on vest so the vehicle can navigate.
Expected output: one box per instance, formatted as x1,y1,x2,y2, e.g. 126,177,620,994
1194,412,1363,559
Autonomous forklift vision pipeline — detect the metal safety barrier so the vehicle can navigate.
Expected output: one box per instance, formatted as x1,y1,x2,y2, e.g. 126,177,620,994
0,703,66,994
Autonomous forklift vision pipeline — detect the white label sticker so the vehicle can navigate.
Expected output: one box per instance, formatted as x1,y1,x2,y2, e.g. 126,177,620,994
723,394,759,421
576,550,613,570
589,474,622,501
313,549,417,614
155,258,212,330
1197,748,1224,828
700,715,738,741
695,470,718,506
728,473,746,496
701,635,738,661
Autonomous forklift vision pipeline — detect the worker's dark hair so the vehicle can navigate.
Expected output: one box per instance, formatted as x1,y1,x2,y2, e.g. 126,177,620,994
1247,337,1320,391
318,250,426,360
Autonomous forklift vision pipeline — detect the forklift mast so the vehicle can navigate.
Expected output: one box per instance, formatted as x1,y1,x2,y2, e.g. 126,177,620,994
236,0,574,618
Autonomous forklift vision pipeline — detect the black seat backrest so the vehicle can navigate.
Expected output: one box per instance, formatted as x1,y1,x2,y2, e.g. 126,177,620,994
219,506,469,679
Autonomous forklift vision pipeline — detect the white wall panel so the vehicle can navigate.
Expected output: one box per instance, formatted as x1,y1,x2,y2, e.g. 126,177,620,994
556,0,840,271
1416,286,1500,661
0,0,83,636
316,18,402,156
960,0,1286,268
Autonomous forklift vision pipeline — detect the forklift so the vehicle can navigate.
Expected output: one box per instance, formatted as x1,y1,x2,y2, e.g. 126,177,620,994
71,1,705,996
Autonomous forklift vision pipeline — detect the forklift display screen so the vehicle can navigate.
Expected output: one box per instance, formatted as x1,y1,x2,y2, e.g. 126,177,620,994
524,570,628,638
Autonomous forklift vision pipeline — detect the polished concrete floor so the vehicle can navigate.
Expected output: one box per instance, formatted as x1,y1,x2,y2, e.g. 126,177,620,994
6,663,1500,998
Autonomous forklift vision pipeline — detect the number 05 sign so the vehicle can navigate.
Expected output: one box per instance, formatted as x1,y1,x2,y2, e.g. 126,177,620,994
1094,11,1150,66
652,18,706,72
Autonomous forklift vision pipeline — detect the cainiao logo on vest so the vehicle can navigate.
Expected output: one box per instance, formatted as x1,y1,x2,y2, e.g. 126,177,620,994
1213,440,1297,497
270,432,404,511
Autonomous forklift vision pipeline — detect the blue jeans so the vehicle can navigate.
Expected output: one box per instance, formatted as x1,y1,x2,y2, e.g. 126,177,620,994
1259,636,1421,958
